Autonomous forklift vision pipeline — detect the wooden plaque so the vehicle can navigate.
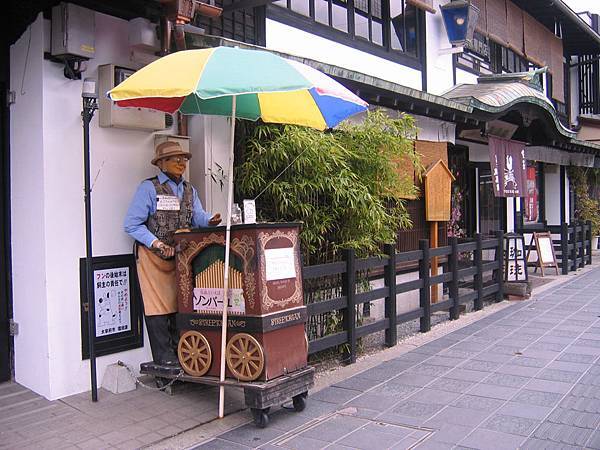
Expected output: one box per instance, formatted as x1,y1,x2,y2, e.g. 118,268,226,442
424,160,455,222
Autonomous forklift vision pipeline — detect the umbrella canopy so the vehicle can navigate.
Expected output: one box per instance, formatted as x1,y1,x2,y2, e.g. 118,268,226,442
108,46,367,130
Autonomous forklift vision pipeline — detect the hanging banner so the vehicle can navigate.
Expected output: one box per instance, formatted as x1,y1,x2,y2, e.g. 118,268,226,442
488,136,526,197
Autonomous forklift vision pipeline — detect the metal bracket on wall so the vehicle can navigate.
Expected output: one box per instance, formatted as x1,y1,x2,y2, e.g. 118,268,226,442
6,90,15,106
9,319,18,336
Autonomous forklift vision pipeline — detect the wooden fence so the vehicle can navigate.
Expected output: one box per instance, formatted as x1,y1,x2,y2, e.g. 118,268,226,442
302,231,504,363
542,221,592,275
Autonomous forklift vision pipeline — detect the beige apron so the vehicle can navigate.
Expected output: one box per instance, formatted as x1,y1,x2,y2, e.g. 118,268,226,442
137,245,177,315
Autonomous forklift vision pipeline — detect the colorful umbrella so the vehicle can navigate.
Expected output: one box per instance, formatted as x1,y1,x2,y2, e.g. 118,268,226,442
109,46,368,418
108,46,367,130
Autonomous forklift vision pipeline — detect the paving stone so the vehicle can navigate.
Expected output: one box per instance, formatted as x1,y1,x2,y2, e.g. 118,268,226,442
356,365,406,381
532,422,593,446
388,373,437,388
525,378,574,394
336,426,407,449
425,356,466,368
390,401,445,418
559,395,600,413
302,415,369,442
427,378,475,393
438,349,479,359
369,382,419,398
470,352,513,364
575,338,600,348
346,392,404,412
547,407,600,428
509,357,548,368
467,383,519,400
405,364,452,377
558,352,599,363
311,386,360,404
405,388,461,405
495,364,540,377
496,402,552,420
481,413,539,436
428,423,473,444
444,368,488,382
585,429,600,449
460,359,502,372
218,423,282,447
452,394,504,412
546,360,590,373
535,369,581,383
277,435,331,450
334,376,377,392
512,390,564,407
520,437,581,450
459,428,526,450
483,373,530,388
424,406,486,427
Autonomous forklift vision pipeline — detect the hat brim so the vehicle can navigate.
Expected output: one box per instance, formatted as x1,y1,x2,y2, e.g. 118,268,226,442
152,151,193,166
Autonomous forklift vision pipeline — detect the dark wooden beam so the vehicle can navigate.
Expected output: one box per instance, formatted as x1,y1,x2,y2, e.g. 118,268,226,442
222,0,277,12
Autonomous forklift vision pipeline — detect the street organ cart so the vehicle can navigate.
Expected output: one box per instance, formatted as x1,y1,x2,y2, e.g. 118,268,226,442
141,223,314,427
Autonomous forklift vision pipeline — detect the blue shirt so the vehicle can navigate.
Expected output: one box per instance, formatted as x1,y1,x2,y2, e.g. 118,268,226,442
124,171,212,248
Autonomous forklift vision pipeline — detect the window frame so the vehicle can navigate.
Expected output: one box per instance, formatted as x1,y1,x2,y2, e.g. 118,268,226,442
266,0,424,69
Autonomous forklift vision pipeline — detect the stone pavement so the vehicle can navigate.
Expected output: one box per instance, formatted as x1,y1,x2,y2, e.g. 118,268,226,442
193,267,600,450
2,264,600,450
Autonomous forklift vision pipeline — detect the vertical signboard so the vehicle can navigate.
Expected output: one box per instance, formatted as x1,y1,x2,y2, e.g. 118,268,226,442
489,136,526,197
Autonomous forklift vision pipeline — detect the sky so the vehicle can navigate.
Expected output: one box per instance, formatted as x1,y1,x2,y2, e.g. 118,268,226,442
562,0,600,15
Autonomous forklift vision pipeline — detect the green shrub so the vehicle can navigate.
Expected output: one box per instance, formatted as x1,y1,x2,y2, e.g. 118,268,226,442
236,109,421,263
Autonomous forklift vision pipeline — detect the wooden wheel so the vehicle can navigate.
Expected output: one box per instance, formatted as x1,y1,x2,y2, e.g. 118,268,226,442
177,331,212,377
226,333,265,381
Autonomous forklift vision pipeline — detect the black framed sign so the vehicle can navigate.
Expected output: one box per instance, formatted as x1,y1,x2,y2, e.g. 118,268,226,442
79,254,143,359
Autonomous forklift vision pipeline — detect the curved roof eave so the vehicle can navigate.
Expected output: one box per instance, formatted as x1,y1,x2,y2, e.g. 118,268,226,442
467,97,577,140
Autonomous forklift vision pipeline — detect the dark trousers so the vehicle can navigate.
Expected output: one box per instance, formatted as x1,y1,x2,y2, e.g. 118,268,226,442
144,313,179,364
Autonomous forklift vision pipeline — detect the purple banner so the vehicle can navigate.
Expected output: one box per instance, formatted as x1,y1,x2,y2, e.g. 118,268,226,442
488,136,526,197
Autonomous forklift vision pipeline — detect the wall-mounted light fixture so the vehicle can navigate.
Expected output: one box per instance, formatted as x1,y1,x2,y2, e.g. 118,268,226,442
440,0,479,48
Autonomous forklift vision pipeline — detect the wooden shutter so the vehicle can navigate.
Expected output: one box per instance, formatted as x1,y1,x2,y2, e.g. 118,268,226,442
470,0,487,34
524,11,549,67
550,34,565,103
486,0,508,45
506,1,524,56
406,0,436,14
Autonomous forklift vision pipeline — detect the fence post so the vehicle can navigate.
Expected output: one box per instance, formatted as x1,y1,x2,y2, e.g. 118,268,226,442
419,239,431,333
570,224,577,272
561,222,569,275
495,230,504,302
342,248,356,364
587,220,593,265
449,237,460,320
474,233,484,311
384,244,397,347
579,222,585,268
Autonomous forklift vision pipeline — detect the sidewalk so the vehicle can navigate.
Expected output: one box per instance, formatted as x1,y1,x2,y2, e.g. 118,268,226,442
1,262,599,449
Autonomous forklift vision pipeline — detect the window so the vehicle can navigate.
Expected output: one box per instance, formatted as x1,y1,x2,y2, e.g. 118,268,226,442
270,0,421,60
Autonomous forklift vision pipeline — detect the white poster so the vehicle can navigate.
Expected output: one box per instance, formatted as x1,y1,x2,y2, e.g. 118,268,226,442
94,267,131,337
264,247,296,281
193,287,245,314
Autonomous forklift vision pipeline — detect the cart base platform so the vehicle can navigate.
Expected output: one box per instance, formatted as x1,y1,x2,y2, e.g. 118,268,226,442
140,363,315,428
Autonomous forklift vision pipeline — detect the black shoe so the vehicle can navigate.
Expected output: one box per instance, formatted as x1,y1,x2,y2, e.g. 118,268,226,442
158,359,181,368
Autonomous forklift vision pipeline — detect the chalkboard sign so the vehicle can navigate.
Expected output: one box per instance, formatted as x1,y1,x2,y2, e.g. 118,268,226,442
526,232,559,276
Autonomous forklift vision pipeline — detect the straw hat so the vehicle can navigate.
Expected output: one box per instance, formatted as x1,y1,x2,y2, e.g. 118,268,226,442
151,141,192,166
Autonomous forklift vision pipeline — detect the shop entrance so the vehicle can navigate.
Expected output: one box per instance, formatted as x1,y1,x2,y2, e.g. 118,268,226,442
0,73,12,381
476,165,506,236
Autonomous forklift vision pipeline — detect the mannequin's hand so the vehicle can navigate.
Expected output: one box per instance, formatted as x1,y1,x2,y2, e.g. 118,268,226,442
152,240,175,258
208,213,222,226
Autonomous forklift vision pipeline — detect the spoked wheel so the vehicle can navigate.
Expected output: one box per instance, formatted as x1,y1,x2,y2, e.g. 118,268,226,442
177,331,212,377
226,333,265,381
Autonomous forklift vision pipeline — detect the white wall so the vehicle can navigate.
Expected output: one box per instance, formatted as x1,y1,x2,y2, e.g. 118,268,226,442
544,164,562,225
265,19,422,90
10,15,51,397
456,68,478,86
10,11,230,400
426,0,455,95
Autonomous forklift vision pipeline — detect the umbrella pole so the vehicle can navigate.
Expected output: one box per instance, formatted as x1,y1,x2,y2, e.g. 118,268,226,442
219,95,236,419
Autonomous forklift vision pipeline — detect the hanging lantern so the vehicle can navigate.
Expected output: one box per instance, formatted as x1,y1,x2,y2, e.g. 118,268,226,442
440,0,480,46
503,233,528,282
